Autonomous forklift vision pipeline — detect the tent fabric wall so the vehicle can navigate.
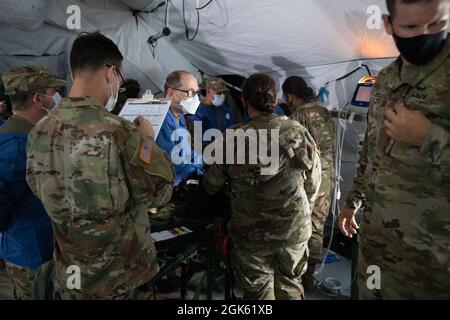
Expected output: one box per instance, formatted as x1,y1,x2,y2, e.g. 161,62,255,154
1,0,398,99
0,0,49,31
0,0,201,94
45,0,202,92
0,0,402,229
149,0,398,75
0,21,73,88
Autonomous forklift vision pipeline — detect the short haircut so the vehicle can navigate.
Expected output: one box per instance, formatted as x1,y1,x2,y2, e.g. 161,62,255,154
70,32,123,74
164,70,193,95
9,88,47,111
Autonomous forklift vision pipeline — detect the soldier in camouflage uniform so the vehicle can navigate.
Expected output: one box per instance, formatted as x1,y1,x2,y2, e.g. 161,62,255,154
26,32,174,299
0,66,63,299
283,76,336,291
203,73,321,300
339,0,450,299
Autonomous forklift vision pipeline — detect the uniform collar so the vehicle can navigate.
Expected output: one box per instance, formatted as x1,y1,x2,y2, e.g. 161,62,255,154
60,96,105,110
298,101,321,110
249,112,277,122
392,37,449,87
0,114,34,134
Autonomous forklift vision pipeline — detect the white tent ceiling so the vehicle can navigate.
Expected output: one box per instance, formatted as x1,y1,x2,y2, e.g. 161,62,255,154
0,0,402,211
0,0,398,100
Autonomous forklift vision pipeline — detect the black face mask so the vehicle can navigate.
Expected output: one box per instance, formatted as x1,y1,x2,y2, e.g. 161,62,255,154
393,29,447,65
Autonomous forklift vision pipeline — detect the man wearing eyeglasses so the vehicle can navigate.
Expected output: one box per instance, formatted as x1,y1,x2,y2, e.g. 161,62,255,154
26,32,175,299
156,70,204,188
146,71,207,233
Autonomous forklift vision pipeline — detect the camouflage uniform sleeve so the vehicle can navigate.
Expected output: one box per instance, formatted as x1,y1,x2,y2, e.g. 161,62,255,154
302,132,322,206
25,128,38,198
202,138,227,195
281,121,322,205
114,122,175,208
344,78,382,210
345,128,369,210
292,111,314,139
419,124,449,178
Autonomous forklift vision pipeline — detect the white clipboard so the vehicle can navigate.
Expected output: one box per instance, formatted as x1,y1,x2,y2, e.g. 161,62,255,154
119,98,171,138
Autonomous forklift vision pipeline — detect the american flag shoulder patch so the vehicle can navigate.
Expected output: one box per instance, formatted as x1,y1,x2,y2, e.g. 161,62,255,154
139,138,154,164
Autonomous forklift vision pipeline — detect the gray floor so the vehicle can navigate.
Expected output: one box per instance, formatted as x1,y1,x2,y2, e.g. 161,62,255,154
312,250,352,300
178,250,351,300
0,250,351,300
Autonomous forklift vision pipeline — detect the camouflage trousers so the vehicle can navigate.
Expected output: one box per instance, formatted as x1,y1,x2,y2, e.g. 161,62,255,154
308,188,332,264
31,259,156,300
232,242,309,300
4,261,36,300
356,207,450,300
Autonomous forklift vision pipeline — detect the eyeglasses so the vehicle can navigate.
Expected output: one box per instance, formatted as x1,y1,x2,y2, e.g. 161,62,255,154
169,87,201,98
105,64,126,94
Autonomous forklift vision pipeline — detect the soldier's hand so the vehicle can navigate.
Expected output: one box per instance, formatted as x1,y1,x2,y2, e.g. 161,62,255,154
134,116,155,138
384,103,432,146
338,206,358,238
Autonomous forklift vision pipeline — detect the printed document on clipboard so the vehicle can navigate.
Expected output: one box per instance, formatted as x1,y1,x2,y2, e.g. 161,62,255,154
119,98,171,138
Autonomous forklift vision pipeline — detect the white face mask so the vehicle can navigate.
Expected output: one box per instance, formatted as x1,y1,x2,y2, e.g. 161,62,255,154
212,94,225,107
180,94,200,115
40,92,62,113
105,74,119,112
51,92,62,107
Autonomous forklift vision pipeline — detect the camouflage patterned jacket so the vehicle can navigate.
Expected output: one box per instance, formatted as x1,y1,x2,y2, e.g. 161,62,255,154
26,97,175,299
290,102,336,192
345,38,450,281
346,38,450,211
203,113,321,250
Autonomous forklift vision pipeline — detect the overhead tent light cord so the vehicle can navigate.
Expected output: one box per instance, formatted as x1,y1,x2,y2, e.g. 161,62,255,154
315,63,372,296
149,38,157,58
149,0,214,57
197,0,214,10
183,0,200,41
164,0,170,27
183,0,216,41
148,0,171,58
